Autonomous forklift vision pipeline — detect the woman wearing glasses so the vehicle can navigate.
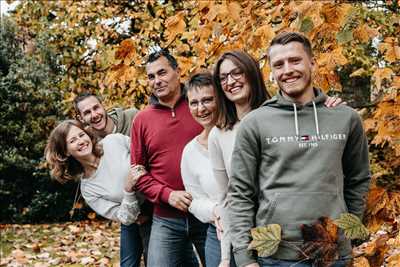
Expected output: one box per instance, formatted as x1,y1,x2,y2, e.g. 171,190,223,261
181,71,233,267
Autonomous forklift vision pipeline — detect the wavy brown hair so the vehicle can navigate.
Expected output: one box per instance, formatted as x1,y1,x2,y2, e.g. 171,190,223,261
44,120,103,184
213,50,271,130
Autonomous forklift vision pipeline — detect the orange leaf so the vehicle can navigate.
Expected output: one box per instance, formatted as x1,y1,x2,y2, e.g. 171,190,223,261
366,187,388,216
88,212,96,220
392,76,400,89
165,12,186,43
363,118,377,133
228,2,241,21
387,253,400,267
353,24,379,43
373,68,394,90
353,256,370,267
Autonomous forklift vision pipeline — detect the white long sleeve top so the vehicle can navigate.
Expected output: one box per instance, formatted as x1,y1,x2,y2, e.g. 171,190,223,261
181,136,231,260
80,134,140,225
208,123,239,262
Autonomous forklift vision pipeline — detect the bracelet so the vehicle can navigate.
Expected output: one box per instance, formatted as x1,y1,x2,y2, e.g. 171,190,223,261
131,164,147,178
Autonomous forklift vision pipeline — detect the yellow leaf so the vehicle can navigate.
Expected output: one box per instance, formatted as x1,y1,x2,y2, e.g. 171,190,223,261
373,68,394,90
350,68,367,77
248,224,281,257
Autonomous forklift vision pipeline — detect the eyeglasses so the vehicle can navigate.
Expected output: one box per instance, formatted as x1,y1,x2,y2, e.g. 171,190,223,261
189,97,215,109
219,68,244,85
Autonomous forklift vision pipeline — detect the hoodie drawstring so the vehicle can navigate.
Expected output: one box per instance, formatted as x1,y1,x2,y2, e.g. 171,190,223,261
292,102,320,137
312,101,320,136
293,103,299,136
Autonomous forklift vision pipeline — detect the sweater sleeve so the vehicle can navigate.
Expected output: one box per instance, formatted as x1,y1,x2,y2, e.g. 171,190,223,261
82,188,140,225
130,115,173,204
208,128,230,203
228,120,260,267
181,144,216,223
342,111,371,218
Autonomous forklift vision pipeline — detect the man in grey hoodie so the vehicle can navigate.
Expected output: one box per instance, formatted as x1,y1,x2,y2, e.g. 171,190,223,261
74,92,138,137
228,32,371,267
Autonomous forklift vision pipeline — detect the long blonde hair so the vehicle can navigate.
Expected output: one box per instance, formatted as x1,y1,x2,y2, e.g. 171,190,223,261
44,120,103,183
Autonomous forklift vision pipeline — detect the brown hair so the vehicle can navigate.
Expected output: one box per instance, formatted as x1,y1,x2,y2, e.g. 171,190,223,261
73,92,102,117
268,31,313,60
186,71,213,92
44,120,103,183
213,50,271,130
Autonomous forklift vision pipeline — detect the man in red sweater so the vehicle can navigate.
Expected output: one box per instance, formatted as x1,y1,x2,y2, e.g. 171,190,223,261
130,49,207,267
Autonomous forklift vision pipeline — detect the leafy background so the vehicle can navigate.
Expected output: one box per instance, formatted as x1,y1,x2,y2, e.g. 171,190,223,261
0,0,399,266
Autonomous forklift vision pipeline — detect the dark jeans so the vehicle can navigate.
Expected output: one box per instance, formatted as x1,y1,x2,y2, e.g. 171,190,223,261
147,214,208,267
120,221,151,267
258,257,349,267
205,224,237,267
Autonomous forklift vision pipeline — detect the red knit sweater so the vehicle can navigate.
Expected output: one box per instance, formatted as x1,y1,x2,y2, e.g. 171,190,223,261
130,96,203,218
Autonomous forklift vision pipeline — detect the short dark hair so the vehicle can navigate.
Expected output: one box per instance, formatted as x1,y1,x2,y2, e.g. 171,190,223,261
73,92,102,115
146,48,178,69
268,31,313,59
213,50,271,130
186,71,213,93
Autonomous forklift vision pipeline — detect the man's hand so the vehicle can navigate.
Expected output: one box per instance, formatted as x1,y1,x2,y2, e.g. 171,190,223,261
168,191,192,212
245,264,260,267
324,96,346,107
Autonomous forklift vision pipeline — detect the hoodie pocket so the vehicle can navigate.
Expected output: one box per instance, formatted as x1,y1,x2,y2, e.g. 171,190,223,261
263,191,346,242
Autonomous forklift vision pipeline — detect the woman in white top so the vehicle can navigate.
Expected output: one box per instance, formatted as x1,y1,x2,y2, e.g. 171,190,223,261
181,72,234,267
209,50,344,267
45,120,147,267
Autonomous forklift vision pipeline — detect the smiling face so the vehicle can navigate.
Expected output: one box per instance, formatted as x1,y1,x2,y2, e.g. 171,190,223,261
65,125,93,160
219,59,251,106
146,56,181,104
269,41,316,104
187,85,217,130
76,96,107,132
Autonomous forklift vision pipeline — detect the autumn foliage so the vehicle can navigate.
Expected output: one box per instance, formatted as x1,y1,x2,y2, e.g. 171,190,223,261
2,0,400,265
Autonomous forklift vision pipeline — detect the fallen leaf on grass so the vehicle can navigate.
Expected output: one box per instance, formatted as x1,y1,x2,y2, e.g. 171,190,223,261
12,249,28,264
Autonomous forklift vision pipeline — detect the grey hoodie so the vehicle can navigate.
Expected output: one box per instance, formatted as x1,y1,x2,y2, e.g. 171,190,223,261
108,107,138,136
228,89,371,266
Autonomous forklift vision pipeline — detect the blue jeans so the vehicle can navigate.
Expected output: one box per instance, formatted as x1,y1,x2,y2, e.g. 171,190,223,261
258,257,349,267
120,221,151,267
147,214,207,267
206,224,237,267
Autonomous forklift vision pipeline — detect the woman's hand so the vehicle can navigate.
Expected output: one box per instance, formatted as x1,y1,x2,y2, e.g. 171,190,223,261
324,96,346,107
124,165,147,192
213,206,224,240
218,259,230,267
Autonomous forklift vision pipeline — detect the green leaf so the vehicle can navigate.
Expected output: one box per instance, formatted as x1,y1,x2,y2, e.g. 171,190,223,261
248,224,281,257
300,17,314,33
334,213,369,240
336,30,353,44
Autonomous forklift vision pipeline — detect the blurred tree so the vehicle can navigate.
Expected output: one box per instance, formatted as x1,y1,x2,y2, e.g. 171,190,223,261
0,17,78,223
